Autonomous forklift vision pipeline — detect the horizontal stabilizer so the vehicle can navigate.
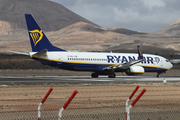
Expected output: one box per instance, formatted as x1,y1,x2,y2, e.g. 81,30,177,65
6,51,29,56
33,49,47,56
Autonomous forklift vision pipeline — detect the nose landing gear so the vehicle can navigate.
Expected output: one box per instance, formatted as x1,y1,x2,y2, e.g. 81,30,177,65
157,74,161,78
157,72,161,78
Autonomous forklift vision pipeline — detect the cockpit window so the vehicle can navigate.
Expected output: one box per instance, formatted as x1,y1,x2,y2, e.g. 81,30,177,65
165,59,169,62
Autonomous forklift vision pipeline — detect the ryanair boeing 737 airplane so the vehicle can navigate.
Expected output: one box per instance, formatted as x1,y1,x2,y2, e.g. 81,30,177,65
8,14,173,78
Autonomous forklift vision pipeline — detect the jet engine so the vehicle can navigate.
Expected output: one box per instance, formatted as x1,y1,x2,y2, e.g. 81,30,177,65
125,66,144,75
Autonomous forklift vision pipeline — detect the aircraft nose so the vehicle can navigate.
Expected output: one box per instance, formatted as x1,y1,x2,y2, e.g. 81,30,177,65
169,62,173,69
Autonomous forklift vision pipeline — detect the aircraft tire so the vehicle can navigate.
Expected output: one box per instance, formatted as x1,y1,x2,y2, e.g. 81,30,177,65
157,74,161,78
91,73,99,78
125,68,130,75
157,72,161,78
108,73,116,78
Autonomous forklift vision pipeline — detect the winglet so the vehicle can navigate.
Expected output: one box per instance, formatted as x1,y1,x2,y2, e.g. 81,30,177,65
137,46,143,59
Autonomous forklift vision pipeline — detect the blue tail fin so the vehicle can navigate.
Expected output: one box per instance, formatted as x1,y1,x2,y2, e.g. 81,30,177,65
25,14,66,52
137,46,143,59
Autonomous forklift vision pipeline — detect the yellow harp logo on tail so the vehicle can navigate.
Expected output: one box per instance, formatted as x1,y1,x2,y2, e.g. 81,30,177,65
29,29,43,46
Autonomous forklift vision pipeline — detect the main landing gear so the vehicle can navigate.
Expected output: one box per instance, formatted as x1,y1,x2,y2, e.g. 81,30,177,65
108,73,116,78
91,72,116,78
91,73,99,78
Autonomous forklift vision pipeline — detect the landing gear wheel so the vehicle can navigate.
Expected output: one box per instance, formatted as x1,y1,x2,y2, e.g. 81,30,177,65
91,73,99,78
108,73,116,78
125,68,130,75
157,73,161,78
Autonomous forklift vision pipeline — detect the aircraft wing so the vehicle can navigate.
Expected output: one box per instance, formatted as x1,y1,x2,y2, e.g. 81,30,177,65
103,46,145,70
104,59,144,70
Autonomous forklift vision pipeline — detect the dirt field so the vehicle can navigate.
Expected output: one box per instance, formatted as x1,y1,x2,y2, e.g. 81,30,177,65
1,83,180,111
0,69,180,112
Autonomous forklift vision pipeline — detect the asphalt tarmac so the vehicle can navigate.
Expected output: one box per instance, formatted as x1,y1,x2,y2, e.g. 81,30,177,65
0,76,180,84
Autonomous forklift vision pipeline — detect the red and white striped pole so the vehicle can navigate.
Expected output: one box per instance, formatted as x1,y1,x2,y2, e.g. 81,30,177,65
126,85,140,109
126,88,146,120
38,87,53,120
58,90,78,120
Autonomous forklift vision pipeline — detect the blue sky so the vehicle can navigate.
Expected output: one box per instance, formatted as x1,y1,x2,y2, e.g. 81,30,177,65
50,0,180,32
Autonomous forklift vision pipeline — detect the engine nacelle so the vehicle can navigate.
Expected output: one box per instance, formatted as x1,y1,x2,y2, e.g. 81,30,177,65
126,66,144,76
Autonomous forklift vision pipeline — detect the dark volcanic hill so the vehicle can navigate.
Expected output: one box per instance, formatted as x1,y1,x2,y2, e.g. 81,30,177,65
0,0,98,32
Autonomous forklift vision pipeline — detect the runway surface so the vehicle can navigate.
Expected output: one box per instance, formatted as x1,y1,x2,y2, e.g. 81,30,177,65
0,76,180,84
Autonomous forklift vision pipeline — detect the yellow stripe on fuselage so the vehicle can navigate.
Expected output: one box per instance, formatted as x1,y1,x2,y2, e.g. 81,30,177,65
130,71,144,73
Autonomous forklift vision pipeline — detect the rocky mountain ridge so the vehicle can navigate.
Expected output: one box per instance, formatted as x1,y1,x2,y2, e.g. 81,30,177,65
0,0,179,54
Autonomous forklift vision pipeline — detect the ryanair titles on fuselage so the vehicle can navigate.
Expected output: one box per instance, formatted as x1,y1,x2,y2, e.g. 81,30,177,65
107,55,160,64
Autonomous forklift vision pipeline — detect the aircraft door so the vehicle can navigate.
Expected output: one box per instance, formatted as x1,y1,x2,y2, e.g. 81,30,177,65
160,59,163,67
158,59,164,70
58,55,62,64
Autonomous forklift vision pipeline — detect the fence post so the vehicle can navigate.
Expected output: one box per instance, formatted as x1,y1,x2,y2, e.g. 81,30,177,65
126,86,146,120
38,87,53,120
126,85,139,110
58,90,78,120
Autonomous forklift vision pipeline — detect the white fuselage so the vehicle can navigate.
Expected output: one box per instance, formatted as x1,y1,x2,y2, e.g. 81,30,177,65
29,51,173,73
